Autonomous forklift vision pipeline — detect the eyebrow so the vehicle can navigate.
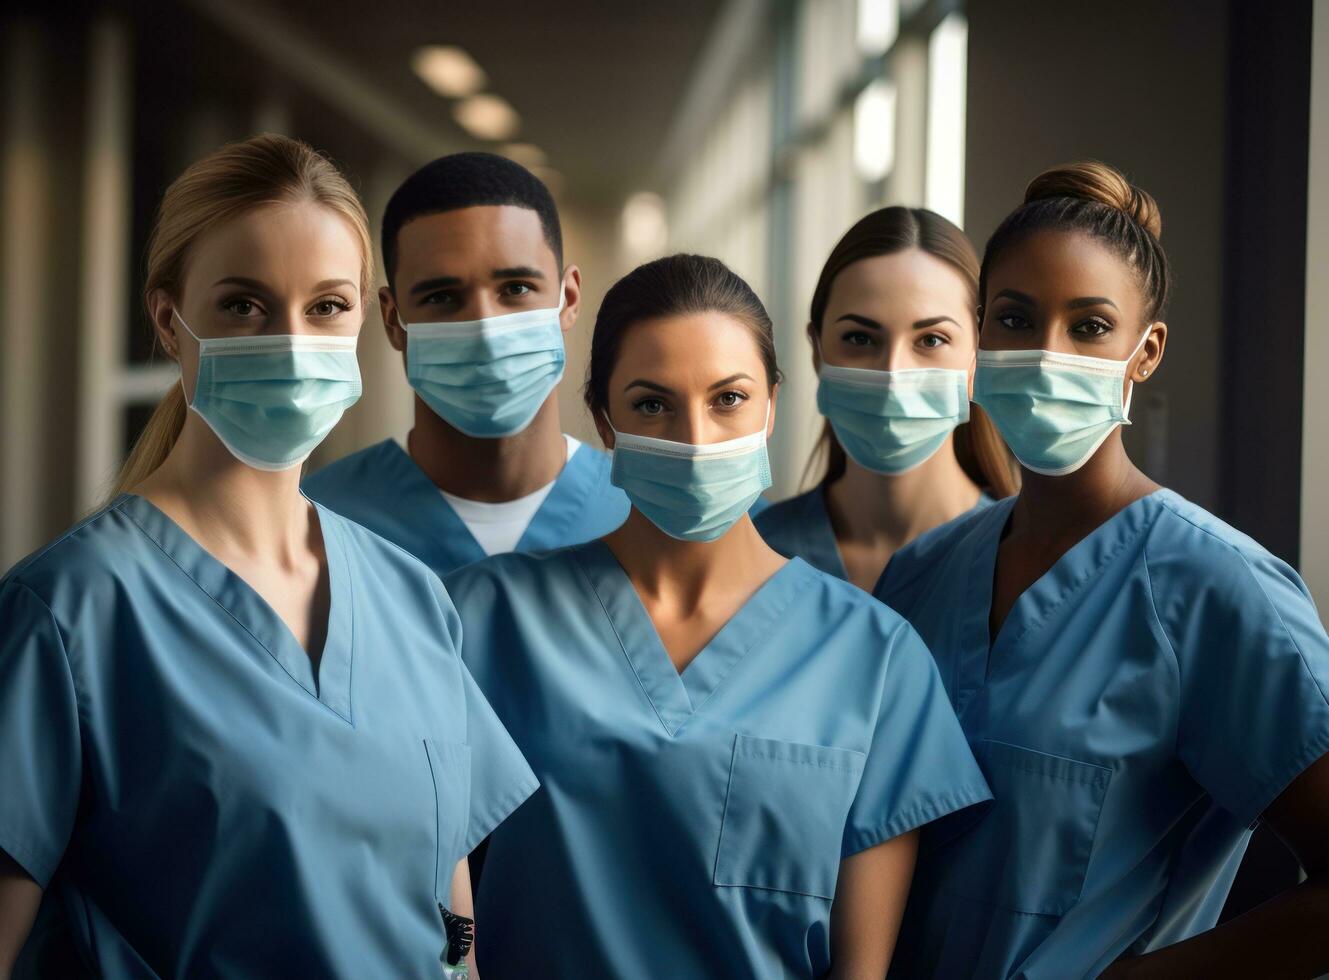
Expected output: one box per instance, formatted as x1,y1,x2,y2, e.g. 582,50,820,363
213,276,269,291
994,288,1037,306
213,276,355,293
492,266,545,280
709,373,754,389
1067,296,1119,311
408,275,464,297
837,313,961,331
835,314,882,330
624,379,674,395
408,266,547,297
623,373,755,396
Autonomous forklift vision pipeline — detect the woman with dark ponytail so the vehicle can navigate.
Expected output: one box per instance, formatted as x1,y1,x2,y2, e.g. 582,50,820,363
756,207,1016,592
878,162,1329,978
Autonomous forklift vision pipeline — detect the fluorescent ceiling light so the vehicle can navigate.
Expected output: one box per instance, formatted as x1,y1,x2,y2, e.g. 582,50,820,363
502,143,547,168
453,94,520,141
621,191,668,257
411,45,487,98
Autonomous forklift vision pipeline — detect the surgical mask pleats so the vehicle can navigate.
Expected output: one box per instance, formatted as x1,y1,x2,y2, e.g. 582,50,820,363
816,365,970,474
178,312,361,471
607,410,772,542
404,302,566,438
973,329,1150,476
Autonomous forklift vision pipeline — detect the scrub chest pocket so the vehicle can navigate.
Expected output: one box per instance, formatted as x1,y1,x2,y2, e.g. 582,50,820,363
943,739,1111,915
424,738,472,901
714,734,865,900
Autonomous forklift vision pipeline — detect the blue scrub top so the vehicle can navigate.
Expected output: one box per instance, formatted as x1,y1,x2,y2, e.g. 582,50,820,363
0,494,537,978
875,489,1329,979
302,438,630,578
445,541,991,979
755,483,993,583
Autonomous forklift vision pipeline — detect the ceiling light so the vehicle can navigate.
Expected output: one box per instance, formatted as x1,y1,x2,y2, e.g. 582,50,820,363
453,94,520,141
411,46,487,98
621,192,668,258
502,143,547,168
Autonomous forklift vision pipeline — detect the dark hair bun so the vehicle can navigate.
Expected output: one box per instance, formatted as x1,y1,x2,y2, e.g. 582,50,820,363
1024,161,1162,239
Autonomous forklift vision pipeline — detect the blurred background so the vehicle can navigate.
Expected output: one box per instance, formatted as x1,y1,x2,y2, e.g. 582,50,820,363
2,0,1326,920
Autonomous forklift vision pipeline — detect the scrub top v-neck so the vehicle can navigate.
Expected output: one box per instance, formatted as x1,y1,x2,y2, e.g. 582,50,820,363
755,482,994,584
303,437,631,577
0,493,536,978
445,539,990,979
875,490,1329,979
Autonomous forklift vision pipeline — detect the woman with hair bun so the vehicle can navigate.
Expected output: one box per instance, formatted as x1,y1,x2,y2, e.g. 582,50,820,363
879,162,1329,978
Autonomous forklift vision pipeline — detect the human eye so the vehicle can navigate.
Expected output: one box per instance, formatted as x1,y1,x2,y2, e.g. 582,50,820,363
421,290,460,309
842,330,874,348
1071,316,1113,338
715,390,749,410
633,397,666,417
917,333,949,350
220,296,264,318
994,309,1032,331
310,295,354,318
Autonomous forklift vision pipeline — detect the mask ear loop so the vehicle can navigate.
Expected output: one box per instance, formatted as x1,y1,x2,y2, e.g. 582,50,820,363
1121,323,1155,419
173,310,203,407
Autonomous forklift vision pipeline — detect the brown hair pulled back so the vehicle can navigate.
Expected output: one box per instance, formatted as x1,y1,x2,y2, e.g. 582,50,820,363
584,253,780,424
807,206,1018,497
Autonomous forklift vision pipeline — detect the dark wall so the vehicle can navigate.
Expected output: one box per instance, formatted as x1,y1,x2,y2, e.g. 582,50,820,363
965,0,1229,511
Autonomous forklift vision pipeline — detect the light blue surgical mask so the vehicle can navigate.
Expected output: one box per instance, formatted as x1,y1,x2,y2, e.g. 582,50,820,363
817,362,970,474
607,407,772,542
973,327,1151,476
403,298,565,438
176,311,362,471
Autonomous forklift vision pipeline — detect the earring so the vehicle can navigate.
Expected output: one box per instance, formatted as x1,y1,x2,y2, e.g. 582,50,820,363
1141,369,1150,376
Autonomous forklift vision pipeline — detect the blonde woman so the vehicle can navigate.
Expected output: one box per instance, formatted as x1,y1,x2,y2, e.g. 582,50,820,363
0,135,533,977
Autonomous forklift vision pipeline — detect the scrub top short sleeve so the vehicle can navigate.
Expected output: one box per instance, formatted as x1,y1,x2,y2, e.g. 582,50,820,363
459,662,539,853
0,582,81,887
843,623,991,856
1150,527,1329,826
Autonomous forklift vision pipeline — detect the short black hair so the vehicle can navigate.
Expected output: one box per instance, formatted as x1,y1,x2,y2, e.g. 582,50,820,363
381,152,563,289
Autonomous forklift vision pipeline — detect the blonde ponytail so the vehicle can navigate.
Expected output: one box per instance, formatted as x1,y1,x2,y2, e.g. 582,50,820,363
108,134,372,501
112,385,187,497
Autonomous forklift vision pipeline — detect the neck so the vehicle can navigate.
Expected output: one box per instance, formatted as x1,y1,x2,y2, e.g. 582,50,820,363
407,394,566,502
824,435,982,549
1009,431,1158,538
605,509,777,613
134,416,311,560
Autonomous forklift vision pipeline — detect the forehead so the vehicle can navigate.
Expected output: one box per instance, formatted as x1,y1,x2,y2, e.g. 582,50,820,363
827,249,973,314
612,311,767,373
186,201,363,288
395,205,556,280
987,230,1143,310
